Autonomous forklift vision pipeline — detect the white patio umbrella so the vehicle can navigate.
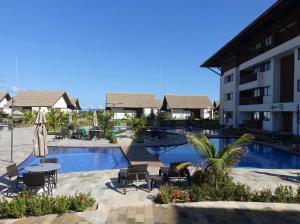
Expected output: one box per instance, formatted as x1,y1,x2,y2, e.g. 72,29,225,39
33,111,48,165
93,111,98,127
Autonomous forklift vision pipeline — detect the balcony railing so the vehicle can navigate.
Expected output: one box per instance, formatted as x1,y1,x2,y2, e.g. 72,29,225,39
244,120,262,129
239,96,263,105
239,73,257,85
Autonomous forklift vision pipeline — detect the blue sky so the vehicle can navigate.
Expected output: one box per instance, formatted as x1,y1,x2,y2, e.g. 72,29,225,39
0,0,275,109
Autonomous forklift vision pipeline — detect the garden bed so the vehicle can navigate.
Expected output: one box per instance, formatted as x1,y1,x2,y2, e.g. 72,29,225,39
0,192,96,219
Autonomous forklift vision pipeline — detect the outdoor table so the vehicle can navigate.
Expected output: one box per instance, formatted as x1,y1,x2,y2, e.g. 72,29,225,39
25,163,61,173
25,163,61,195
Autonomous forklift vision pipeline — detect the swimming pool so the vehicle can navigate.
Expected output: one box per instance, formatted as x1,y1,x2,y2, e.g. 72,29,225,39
147,138,300,169
19,147,129,173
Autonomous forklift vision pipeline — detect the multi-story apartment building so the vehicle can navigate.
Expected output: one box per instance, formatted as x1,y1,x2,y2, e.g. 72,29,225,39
201,0,300,135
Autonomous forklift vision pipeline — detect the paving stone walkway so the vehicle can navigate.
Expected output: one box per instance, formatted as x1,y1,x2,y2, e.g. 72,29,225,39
107,202,300,224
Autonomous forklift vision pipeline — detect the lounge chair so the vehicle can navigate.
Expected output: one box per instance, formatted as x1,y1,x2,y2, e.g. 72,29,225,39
23,172,51,195
118,164,151,194
55,128,69,139
40,158,58,188
6,163,23,195
159,162,191,186
72,128,91,140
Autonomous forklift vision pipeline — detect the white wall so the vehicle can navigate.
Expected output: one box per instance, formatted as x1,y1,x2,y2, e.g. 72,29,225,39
200,109,213,119
0,98,11,114
32,107,50,113
110,107,156,119
143,108,152,116
53,97,68,109
220,67,239,127
0,98,8,108
171,109,191,119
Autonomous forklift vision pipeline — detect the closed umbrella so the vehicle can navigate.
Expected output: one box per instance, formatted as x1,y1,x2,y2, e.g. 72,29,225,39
93,111,98,127
33,111,48,165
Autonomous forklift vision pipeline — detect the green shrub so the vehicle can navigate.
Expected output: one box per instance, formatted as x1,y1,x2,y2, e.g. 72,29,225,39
154,182,300,205
25,195,43,216
188,185,204,202
274,185,294,203
8,197,26,218
0,192,95,219
69,192,95,212
295,187,300,203
0,199,10,218
41,196,53,215
219,178,235,200
52,196,71,214
260,189,273,202
154,186,172,204
234,183,252,201
252,189,272,202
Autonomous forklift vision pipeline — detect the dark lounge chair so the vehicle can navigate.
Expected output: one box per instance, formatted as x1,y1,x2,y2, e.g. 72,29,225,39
23,172,51,195
118,164,151,195
55,128,69,139
159,162,191,186
40,158,58,188
6,163,23,195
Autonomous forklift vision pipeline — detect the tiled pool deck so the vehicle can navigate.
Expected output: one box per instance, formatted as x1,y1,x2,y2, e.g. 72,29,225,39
1,127,300,223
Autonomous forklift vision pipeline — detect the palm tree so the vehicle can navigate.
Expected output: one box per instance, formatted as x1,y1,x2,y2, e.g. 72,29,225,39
97,110,113,139
21,111,35,125
189,134,254,187
46,109,58,133
126,115,147,134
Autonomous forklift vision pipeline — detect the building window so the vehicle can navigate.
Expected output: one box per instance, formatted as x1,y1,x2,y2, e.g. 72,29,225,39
263,86,271,96
298,80,300,92
253,112,260,120
224,92,233,101
263,61,271,72
298,48,300,60
254,88,261,97
224,111,233,119
224,73,234,84
255,42,261,51
265,35,272,47
254,66,260,74
263,112,271,121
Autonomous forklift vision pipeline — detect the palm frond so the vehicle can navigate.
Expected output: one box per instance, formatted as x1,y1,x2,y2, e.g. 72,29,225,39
176,162,191,171
191,135,216,158
230,134,254,148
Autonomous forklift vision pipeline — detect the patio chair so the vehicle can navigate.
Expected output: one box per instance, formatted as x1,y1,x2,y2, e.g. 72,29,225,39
71,128,82,139
118,164,151,195
40,158,58,187
159,162,191,186
23,172,51,195
6,163,23,195
55,128,69,139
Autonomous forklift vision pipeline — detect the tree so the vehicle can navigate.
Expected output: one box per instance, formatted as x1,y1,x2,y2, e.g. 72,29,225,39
189,134,254,187
21,111,36,125
126,115,147,134
46,109,58,133
158,111,172,121
97,110,113,139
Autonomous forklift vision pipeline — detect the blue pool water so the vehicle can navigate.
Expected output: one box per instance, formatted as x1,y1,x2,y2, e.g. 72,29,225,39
147,138,300,169
19,147,129,173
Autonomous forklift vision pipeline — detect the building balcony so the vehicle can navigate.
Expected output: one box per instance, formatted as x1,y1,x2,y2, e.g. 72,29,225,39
240,72,257,85
244,120,262,129
239,96,263,105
